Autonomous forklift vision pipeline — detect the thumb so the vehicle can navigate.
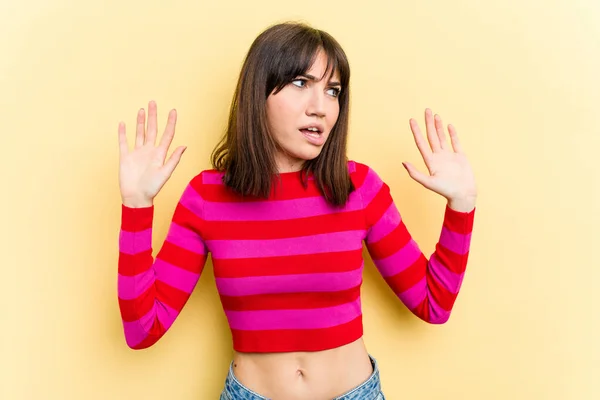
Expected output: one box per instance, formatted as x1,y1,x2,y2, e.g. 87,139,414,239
163,146,187,174
402,162,431,188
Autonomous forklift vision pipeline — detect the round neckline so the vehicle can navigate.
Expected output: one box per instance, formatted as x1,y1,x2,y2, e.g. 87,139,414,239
274,169,314,180
277,169,303,175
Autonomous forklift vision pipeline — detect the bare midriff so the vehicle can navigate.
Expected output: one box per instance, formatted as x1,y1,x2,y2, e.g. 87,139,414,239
230,338,374,400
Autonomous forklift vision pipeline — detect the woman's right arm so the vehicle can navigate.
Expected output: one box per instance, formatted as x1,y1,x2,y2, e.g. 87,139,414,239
117,101,208,349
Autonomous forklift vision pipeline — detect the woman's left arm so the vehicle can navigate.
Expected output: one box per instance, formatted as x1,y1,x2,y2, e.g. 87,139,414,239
363,109,477,324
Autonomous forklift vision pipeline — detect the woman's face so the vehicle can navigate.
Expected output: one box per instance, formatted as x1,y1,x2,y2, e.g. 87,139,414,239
266,50,342,173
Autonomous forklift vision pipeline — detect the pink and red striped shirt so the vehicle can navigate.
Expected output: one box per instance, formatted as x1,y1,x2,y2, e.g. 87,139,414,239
117,161,475,351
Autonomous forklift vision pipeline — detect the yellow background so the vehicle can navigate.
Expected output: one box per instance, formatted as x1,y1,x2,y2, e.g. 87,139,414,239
3,0,598,399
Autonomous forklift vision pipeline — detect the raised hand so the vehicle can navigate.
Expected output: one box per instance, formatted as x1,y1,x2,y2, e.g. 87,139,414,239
118,101,186,208
403,108,477,212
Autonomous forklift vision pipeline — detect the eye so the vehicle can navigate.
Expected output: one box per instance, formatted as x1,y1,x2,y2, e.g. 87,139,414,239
291,78,307,88
326,87,341,97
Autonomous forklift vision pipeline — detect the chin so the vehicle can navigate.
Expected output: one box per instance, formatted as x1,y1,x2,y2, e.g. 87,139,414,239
278,141,327,166
294,148,324,162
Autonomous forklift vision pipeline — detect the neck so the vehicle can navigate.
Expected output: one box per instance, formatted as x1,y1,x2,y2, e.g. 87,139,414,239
275,154,305,173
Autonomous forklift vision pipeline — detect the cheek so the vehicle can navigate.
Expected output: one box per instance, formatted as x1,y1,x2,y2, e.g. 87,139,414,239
328,103,341,128
268,98,296,129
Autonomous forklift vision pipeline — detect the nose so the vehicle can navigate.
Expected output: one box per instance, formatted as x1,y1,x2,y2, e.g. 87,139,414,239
305,88,326,118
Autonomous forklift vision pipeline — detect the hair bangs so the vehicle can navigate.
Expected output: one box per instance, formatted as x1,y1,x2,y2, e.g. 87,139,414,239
268,29,349,96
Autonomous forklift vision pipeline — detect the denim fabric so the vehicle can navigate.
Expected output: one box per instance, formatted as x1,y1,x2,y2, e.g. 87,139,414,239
220,355,385,400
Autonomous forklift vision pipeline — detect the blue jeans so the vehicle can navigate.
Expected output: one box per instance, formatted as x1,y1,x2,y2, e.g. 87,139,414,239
220,354,385,400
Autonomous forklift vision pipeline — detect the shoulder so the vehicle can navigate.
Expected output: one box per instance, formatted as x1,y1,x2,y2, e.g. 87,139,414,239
187,168,224,184
347,160,384,189
183,168,225,197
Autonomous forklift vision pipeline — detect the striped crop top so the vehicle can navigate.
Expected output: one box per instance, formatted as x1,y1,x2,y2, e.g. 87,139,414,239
117,161,475,352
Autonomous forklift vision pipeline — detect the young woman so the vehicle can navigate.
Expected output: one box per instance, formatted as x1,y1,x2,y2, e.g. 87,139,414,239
117,22,477,400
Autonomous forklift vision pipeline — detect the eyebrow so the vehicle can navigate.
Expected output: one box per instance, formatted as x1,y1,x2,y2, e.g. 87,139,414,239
300,73,341,87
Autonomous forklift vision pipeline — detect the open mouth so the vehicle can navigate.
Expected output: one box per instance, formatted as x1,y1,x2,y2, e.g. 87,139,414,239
299,128,325,145
299,124,325,145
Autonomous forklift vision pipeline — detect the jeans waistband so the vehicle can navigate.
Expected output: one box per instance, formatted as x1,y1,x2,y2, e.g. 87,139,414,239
221,354,382,400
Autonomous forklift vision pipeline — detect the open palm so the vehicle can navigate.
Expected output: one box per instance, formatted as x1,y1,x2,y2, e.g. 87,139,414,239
403,109,477,204
118,101,186,207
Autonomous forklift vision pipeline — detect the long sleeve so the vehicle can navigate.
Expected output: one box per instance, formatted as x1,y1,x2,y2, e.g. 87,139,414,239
117,177,209,349
361,165,475,324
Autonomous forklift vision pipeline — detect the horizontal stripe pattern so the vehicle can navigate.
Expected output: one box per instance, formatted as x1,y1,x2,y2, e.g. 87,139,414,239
219,286,361,311
165,223,208,255
202,210,366,240
231,316,363,353
201,194,364,222
225,297,362,330
117,160,475,351
439,227,471,256
207,230,365,259
119,228,152,255
213,250,363,278
122,301,179,348
216,265,363,296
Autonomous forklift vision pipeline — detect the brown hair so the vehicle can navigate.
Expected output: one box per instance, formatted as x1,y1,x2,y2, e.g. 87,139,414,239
211,21,354,207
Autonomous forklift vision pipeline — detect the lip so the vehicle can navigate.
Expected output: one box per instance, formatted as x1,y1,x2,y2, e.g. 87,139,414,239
299,129,326,145
298,123,324,133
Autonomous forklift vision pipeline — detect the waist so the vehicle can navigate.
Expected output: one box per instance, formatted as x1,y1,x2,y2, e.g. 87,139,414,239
230,315,364,353
229,338,374,399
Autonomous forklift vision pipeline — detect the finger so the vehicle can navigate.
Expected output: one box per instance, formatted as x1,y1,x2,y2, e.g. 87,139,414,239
434,114,448,150
402,162,431,189
145,100,158,146
425,108,441,152
448,124,464,153
135,108,145,149
118,122,128,157
158,109,178,155
409,118,432,162
163,146,187,175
